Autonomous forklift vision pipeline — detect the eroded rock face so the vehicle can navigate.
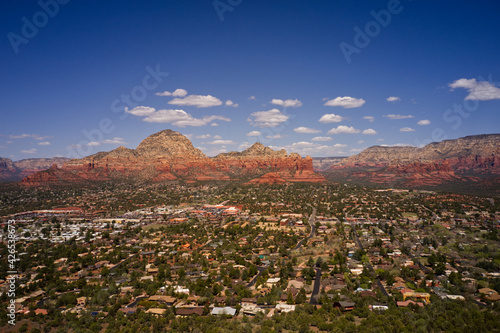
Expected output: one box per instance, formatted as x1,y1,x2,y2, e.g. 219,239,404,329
337,146,420,167
312,157,347,172
21,164,84,187
0,158,19,181
135,129,206,159
0,157,69,181
337,134,499,170
15,157,69,179
327,134,500,191
21,130,325,186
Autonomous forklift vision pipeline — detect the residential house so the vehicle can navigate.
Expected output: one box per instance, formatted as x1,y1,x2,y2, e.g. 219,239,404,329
211,307,237,316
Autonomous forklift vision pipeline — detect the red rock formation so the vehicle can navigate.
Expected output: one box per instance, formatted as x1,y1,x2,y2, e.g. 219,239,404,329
0,158,19,181
247,173,287,184
21,130,325,186
21,164,84,187
326,134,500,192
0,157,69,181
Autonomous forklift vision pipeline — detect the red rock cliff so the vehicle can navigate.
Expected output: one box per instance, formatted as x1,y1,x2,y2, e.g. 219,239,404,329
21,130,325,186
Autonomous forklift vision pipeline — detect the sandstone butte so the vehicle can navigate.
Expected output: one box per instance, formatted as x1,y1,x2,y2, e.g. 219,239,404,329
328,134,500,188
21,129,325,186
0,157,68,182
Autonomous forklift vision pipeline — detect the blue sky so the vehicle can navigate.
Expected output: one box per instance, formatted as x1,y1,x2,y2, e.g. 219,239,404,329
1,0,499,159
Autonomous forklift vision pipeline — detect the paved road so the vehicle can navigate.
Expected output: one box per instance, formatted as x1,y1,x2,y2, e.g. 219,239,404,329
246,266,266,288
421,204,439,222
293,207,317,250
126,295,149,308
309,267,322,304
110,253,137,272
392,238,431,274
350,222,391,299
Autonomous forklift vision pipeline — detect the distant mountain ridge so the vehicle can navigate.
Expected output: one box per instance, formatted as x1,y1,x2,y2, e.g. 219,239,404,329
20,129,325,186
326,134,500,195
214,142,288,159
338,134,499,167
0,157,69,181
312,157,347,171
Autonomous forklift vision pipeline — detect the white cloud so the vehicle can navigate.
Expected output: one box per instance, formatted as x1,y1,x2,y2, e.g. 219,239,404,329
417,119,431,125
156,88,188,97
176,115,230,127
383,114,414,120
125,106,156,116
400,127,415,132
168,94,223,108
381,143,412,147
363,116,375,122
21,148,37,154
38,141,51,146
327,125,360,134
143,109,191,123
358,140,364,144
9,134,52,140
88,141,100,146
248,96,256,100
139,108,230,127
324,96,365,108
247,109,289,127
293,127,321,134
311,136,332,142
289,141,316,148
246,131,262,137
239,142,251,150
210,123,219,126
362,129,377,135
386,96,401,102
202,147,228,156
194,134,222,139
266,133,287,139
207,140,235,145
172,88,188,97
102,137,126,145
449,78,477,90
225,100,239,107
272,142,348,156
319,113,344,123
449,78,500,100
270,98,303,108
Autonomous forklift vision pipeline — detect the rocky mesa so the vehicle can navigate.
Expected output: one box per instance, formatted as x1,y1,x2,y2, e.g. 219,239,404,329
0,157,69,182
21,129,325,186
326,134,500,193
